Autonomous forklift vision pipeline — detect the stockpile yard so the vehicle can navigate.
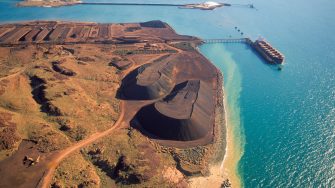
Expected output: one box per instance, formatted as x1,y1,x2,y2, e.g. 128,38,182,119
0,20,225,187
0,20,197,45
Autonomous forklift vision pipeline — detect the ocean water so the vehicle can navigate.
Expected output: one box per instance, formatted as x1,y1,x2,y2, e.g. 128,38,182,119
1,0,334,187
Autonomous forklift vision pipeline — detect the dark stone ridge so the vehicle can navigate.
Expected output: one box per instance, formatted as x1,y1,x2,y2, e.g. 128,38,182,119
77,56,95,62
140,20,166,28
109,57,133,70
135,80,214,141
113,156,141,184
52,61,76,76
120,61,175,100
29,76,62,116
62,46,75,54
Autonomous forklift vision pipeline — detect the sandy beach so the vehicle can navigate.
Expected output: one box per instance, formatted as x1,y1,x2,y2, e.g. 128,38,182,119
220,102,242,188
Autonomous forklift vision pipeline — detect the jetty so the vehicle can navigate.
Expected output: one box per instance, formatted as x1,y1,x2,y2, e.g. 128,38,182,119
203,37,284,64
80,1,255,10
18,0,256,10
81,2,182,7
204,38,252,44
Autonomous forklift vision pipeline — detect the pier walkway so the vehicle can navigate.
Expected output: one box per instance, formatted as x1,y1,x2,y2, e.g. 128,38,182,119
80,2,255,9
203,38,253,44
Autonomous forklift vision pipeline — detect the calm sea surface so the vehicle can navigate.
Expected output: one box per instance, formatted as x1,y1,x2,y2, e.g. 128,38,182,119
1,0,334,187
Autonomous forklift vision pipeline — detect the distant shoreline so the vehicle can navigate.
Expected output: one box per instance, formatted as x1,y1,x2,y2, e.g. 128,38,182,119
17,0,82,7
16,0,227,10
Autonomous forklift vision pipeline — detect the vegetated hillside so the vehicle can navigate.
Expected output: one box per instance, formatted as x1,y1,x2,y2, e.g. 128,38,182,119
0,44,122,186
0,43,190,187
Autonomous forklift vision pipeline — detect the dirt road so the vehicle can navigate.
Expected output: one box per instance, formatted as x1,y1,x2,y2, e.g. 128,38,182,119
39,101,125,188
0,69,25,81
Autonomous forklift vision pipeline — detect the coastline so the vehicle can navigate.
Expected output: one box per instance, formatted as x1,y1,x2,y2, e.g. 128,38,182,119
188,68,226,187
188,47,229,187
189,44,244,188
220,92,242,188
219,47,244,188
189,85,241,188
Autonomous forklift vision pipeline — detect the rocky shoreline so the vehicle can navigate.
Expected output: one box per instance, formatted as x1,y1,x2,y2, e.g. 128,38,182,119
213,68,227,164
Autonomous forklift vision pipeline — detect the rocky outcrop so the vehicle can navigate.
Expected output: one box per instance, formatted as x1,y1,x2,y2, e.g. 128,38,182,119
77,56,95,62
29,76,62,116
0,127,20,150
52,61,76,76
109,57,133,70
113,156,142,184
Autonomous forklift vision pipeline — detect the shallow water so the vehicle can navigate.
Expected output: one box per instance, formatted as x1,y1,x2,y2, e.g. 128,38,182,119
1,0,334,187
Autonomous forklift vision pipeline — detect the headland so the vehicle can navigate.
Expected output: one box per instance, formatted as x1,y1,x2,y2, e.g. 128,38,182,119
17,0,255,10
17,0,82,7
0,20,227,188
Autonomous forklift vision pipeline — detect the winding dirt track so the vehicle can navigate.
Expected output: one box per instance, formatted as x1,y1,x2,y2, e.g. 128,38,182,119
39,101,125,188
0,69,25,81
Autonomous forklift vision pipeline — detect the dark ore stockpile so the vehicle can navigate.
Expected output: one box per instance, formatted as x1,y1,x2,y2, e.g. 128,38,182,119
120,61,175,100
135,80,214,143
140,20,167,28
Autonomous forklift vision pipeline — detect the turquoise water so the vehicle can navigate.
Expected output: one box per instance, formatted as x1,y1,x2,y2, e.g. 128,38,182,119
1,0,334,187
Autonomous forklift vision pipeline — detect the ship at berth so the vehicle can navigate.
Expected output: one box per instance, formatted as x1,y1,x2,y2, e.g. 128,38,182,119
252,38,285,64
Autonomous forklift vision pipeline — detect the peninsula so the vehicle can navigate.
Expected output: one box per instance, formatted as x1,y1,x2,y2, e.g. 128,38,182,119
0,20,226,187
17,0,232,10
18,0,82,7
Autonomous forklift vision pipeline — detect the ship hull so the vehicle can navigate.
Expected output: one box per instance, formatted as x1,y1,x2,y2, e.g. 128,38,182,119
252,42,284,64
